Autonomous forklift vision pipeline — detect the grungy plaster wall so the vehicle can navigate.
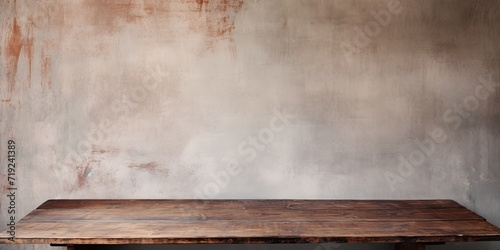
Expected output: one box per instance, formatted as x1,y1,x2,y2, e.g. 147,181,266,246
1,0,500,249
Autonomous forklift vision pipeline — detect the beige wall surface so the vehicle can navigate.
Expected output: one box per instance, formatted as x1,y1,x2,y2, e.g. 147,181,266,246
1,0,499,249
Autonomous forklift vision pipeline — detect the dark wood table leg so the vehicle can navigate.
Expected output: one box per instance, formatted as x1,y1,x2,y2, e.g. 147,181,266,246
395,243,426,250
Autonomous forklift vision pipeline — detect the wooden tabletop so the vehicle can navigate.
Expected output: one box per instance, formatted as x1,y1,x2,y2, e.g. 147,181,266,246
1,199,500,245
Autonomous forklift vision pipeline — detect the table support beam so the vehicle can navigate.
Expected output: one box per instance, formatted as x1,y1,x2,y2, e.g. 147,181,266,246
395,243,426,250
67,245,96,250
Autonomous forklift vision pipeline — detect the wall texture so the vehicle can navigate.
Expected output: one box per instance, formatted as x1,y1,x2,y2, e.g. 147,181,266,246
1,0,499,249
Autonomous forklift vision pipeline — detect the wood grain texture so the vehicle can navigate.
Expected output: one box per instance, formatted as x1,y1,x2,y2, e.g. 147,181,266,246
1,199,500,245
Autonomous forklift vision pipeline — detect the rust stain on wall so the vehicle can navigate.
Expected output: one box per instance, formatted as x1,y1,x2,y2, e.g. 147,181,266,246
0,173,10,193
129,161,169,175
187,0,244,55
74,159,101,190
83,0,155,31
41,43,52,88
24,21,34,87
3,2,62,94
80,1,242,56
5,18,22,93
92,145,119,154
76,162,91,189
197,0,207,12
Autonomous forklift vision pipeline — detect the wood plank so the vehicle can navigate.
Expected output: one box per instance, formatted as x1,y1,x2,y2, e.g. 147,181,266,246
1,199,499,245
29,199,479,222
37,199,463,210
6,220,500,244
20,207,484,222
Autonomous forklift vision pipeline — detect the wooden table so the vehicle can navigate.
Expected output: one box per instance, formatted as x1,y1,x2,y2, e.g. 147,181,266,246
1,199,500,250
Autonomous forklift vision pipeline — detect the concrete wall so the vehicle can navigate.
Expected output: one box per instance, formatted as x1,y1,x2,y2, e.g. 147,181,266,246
1,0,499,249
